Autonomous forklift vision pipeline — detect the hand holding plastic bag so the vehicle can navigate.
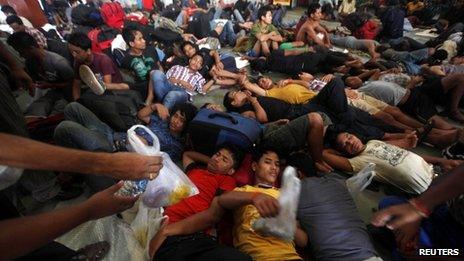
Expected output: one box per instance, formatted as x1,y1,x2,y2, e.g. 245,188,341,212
346,163,376,196
117,125,199,207
251,166,301,241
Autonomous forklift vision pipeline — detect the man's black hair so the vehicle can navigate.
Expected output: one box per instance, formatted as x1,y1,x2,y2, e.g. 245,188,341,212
431,49,448,61
171,102,198,135
249,57,269,73
216,143,245,170
1,5,16,15
121,26,140,46
223,91,236,112
286,152,317,177
6,15,22,25
252,147,283,163
257,5,273,21
181,41,199,54
68,32,92,51
321,3,333,17
307,3,321,16
7,32,38,52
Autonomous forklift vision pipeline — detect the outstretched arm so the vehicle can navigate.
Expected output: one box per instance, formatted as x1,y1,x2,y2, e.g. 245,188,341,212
0,182,138,260
0,133,162,181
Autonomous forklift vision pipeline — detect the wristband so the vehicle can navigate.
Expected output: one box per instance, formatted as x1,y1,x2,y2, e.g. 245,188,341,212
408,198,431,218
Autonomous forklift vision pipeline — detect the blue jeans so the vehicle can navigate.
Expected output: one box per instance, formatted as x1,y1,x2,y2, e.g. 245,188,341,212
383,48,429,75
150,70,190,110
53,102,118,192
219,21,237,46
379,196,464,251
54,102,115,152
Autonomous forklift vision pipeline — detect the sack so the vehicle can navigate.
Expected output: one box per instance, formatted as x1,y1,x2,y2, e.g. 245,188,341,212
78,90,143,131
252,166,301,241
101,2,125,29
186,11,211,39
87,27,119,53
346,162,376,196
158,16,183,34
126,12,150,25
150,27,183,46
188,109,261,155
71,4,103,26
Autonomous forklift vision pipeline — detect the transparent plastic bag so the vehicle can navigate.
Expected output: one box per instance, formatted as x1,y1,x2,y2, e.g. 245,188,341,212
118,125,199,207
346,163,376,196
251,166,301,241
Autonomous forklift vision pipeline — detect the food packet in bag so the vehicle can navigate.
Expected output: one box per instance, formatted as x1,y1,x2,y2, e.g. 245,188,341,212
252,166,301,241
117,125,199,207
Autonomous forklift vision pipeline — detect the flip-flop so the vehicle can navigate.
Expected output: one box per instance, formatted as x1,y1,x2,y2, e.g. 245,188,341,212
79,65,106,95
71,241,110,261
416,120,434,145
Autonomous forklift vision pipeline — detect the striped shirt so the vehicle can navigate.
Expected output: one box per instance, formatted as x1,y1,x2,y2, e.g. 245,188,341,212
166,65,206,95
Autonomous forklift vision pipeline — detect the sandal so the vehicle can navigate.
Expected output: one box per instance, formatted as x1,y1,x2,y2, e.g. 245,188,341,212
416,120,434,145
71,241,110,261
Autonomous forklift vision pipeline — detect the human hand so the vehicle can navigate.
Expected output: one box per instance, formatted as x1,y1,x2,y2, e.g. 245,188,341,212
149,216,169,259
315,160,333,173
238,74,248,85
321,74,335,83
245,90,257,103
154,103,170,121
371,202,424,230
83,181,139,220
345,89,359,99
410,75,424,84
394,220,421,254
298,72,314,82
108,152,163,180
277,79,291,88
216,61,224,70
10,67,33,92
252,193,280,218
440,159,463,173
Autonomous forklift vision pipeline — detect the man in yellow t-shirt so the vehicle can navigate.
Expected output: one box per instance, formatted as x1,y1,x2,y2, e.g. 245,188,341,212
149,150,307,261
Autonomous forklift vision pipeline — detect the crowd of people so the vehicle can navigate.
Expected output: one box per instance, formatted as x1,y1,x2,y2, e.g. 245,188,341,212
1,0,464,260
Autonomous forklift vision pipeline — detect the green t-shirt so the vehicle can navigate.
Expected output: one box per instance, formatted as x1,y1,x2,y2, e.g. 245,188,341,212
246,22,279,51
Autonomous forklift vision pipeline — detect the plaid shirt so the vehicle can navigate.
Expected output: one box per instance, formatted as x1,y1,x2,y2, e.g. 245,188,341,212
166,65,206,95
25,27,47,49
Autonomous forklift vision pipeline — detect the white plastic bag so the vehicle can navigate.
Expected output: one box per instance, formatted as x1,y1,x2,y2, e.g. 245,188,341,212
346,163,376,196
118,125,199,207
143,153,199,208
251,166,301,241
0,165,23,190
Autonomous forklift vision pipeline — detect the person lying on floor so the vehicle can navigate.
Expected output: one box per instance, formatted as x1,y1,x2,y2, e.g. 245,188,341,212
149,149,308,260
224,76,412,145
53,101,197,191
246,46,362,76
345,68,464,127
287,153,382,261
150,144,252,261
150,53,214,109
121,27,163,104
181,41,242,87
323,127,462,194
422,56,464,76
7,32,73,122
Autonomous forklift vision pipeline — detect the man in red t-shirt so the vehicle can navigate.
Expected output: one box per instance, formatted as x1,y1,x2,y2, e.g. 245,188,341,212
150,144,252,261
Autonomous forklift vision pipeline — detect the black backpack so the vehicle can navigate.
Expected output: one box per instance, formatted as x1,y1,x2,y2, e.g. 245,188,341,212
186,11,211,39
150,27,183,47
78,90,144,131
71,4,103,27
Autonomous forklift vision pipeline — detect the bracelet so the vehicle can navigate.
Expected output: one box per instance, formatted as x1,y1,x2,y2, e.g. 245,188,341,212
408,198,431,218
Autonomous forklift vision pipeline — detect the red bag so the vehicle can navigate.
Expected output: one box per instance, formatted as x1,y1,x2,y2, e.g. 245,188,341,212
126,12,149,25
143,0,154,10
87,28,118,53
101,2,125,30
